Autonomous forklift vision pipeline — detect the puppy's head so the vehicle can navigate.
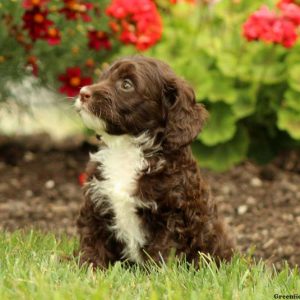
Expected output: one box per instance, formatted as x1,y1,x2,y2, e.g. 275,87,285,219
75,56,207,150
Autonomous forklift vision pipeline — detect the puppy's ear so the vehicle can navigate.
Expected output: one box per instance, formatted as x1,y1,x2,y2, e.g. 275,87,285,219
163,78,208,150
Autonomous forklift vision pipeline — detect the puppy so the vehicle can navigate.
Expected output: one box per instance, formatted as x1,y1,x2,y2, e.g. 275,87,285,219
75,56,235,268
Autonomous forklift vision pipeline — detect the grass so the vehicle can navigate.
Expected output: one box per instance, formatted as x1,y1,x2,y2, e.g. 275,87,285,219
0,231,299,300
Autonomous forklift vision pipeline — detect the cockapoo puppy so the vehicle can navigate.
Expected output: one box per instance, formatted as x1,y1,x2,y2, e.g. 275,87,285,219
75,56,235,268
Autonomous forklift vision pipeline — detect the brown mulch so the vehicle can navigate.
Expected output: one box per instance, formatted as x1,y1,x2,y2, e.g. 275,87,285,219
0,134,299,269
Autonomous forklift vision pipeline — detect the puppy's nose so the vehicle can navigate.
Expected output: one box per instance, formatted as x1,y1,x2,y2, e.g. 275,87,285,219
79,86,92,103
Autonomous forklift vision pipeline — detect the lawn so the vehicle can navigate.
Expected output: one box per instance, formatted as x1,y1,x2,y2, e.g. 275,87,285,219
0,231,299,300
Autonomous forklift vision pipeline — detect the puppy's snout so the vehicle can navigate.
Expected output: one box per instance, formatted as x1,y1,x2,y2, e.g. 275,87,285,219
80,86,92,103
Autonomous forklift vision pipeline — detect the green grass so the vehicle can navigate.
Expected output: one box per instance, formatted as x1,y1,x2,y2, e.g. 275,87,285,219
0,231,299,300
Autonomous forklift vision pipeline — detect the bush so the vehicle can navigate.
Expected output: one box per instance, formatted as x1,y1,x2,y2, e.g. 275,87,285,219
145,0,300,170
0,0,162,98
1,0,300,171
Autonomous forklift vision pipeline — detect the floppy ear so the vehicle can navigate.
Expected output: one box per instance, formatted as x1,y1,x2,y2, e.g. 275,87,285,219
163,78,208,150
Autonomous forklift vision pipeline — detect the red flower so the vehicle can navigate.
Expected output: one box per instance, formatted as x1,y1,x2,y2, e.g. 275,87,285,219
22,0,61,45
243,6,276,41
278,0,300,26
106,0,162,51
46,27,61,45
60,0,93,22
78,172,87,186
22,8,61,45
88,30,112,51
58,67,92,97
22,0,49,10
243,5,298,48
273,17,298,47
23,7,53,41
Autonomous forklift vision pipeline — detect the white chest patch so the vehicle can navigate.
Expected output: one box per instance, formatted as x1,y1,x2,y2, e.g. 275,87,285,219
89,134,149,263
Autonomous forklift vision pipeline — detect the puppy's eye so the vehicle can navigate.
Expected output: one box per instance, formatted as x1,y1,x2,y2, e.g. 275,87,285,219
120,79,133,91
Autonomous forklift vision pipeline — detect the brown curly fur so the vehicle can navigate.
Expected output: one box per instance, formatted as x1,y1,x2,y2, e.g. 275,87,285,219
76,56,235,268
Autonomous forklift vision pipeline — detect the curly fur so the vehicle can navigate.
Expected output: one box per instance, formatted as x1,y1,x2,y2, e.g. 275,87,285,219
75,56,235,268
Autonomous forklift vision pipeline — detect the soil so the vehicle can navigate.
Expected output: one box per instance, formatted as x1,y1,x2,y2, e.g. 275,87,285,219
0,134,299,270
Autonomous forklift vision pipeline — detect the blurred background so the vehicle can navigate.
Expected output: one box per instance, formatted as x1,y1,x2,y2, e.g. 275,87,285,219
0,0,299,269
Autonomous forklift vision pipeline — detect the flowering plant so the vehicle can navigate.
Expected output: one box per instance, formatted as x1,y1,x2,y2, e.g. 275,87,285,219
106,0,162,51
1,0,300,172
0,0,164,99
145,0,300,171
243,0,300,48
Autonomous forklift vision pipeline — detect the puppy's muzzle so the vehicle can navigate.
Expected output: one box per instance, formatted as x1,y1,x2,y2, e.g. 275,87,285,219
79,86,92,103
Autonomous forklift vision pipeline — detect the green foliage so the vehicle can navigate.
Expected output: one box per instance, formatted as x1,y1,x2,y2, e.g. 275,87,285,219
193,127,249,172
0,231,299,299
146,1,300,170
1,0,300,170
199,102,237,146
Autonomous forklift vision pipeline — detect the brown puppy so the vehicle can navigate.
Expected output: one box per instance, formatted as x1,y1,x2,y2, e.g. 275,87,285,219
75,56,235,268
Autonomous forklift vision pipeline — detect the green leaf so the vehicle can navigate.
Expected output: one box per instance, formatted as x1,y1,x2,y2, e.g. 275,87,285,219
197,71,237,104
231,88,257,119
210,73,237,104
217,53,239,78
277,108,300,140
262,63,286,84
199,103,237,146
288,64,300,92
237,45,286,84
192,127,249,172
286,47,300,66
238,62,286,85
283,89,300,112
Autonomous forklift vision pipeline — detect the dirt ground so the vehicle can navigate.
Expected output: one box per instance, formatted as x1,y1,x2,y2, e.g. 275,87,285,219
0,134,299,269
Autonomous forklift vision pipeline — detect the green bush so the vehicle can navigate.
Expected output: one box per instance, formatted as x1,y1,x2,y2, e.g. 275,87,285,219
146,1,300,171
1,0,300,171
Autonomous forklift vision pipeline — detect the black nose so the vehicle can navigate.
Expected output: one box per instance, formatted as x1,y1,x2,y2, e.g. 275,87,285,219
79,87,92,103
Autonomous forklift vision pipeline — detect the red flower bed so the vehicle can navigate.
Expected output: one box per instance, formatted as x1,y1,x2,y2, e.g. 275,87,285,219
7,0,166,96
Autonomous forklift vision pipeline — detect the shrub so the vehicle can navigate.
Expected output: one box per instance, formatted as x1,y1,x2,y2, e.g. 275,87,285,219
144,0,300,170
0,0,163,99
1,0,300,171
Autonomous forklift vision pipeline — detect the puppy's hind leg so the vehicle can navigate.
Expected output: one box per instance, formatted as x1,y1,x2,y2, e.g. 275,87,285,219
205,218,236,264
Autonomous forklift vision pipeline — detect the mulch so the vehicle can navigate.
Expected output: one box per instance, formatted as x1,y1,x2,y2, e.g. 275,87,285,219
0,134,299,269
